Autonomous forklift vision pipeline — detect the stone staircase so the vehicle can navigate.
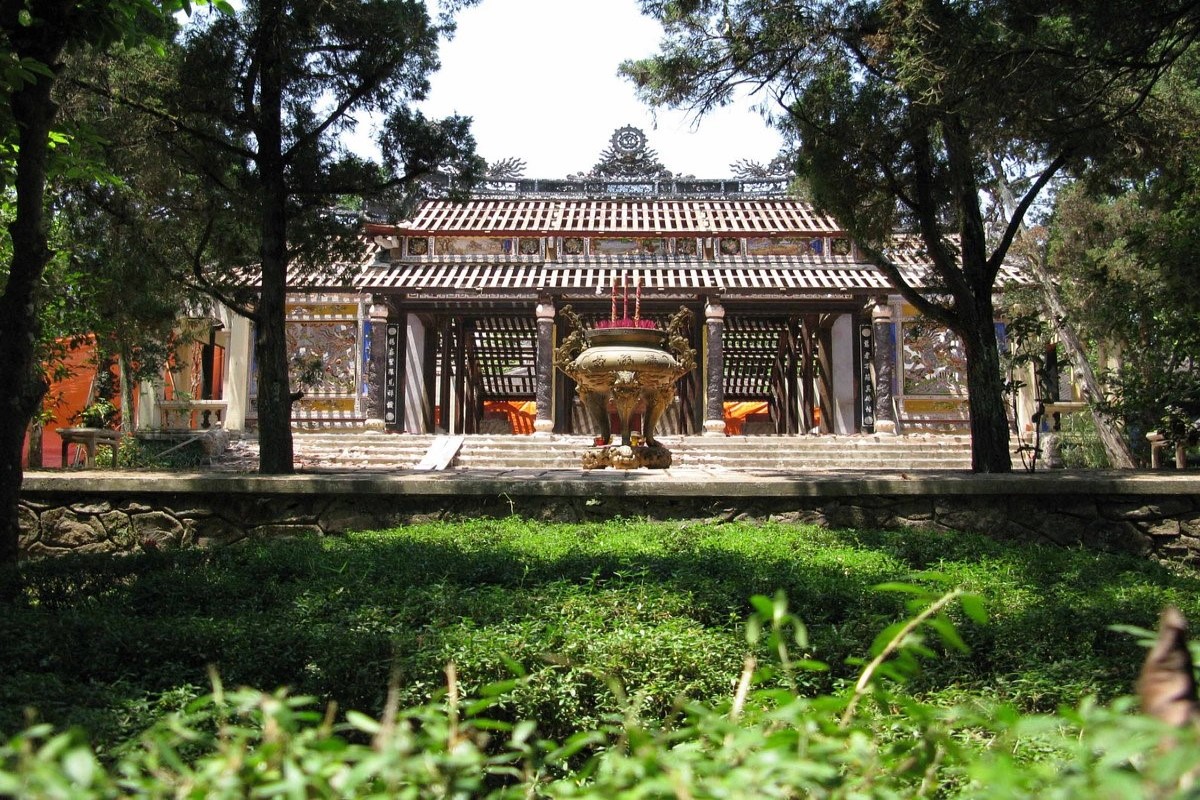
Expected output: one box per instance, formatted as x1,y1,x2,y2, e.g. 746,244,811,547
241,431,977,472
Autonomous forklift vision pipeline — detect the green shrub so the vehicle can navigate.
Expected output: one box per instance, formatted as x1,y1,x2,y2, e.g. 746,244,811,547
4,519,1200,767
92,435,209,468
1055,411,1111,469
4,588,1200,798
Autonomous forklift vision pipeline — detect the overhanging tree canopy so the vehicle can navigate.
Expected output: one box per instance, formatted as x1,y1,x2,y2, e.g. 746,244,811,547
625,0,1200,472
119,0,483,474
0,0,213,574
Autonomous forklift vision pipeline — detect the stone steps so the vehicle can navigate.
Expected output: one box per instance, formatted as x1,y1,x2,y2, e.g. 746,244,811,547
233,431,978,472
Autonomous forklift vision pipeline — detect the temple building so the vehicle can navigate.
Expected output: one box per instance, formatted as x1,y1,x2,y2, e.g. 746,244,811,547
139,127,1036,441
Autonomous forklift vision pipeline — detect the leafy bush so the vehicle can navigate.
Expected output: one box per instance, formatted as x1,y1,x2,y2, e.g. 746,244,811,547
3,519,1199,769
1055,411,1111,469
3,588,1200,798
78,398,117,429
93,435,209,469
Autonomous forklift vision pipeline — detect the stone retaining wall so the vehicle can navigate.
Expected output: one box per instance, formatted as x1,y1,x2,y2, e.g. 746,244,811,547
16,471,1200,565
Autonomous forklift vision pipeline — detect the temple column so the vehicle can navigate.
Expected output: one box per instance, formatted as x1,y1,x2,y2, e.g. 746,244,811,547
364,301,391,431
872,301,897,434
406,313,431,433
220,309,252,431
703,298,726,436
533,298,556,436
830,314,856,434
437,317,453,433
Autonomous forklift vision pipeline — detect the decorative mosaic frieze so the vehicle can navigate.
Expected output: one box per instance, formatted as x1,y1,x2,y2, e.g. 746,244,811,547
746,237,825,256
286,321,358,394
902,318,967,396
434,237,512,256
591,237,668,256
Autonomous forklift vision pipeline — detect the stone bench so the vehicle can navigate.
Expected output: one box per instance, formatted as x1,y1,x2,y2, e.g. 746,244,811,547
59,427,121,468
1147,431,1190,470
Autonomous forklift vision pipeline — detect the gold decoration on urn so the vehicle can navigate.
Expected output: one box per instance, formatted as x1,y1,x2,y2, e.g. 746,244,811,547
554,277,695,469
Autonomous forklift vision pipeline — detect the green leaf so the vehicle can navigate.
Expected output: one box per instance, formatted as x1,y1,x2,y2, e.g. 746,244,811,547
792,617,809,649
344,711,380,734
745,615,763,645
873,581,931,596
870,621,908,656
500,654,527,678
749,594,774,617
480,678,520,698
62,747,97,787
960,593,988,624
928,616,970,653
546,730,606,763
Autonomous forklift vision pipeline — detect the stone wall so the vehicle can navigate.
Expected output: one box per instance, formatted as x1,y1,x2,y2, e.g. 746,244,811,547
17,472,1200,565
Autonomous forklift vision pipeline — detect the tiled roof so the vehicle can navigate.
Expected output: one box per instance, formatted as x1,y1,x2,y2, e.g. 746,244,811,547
357,256,943,294
396,199,841,236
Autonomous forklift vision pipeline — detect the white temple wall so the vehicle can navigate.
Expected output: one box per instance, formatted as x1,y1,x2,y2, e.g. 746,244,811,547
830,314,856,434
223,310,252,431
404,313,427,433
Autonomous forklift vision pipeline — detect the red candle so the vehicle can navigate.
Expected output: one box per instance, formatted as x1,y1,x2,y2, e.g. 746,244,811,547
622,273,628,322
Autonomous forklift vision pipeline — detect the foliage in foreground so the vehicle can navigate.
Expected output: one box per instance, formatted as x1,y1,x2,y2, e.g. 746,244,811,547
4,519,1199,755
4,589,1200,798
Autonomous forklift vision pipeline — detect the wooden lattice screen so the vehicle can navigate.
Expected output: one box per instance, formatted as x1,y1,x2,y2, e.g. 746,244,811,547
723,318,789,401
467,316,538,401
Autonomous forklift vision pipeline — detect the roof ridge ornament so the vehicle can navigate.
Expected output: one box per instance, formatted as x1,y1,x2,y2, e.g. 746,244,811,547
571,125,674,181
466,125,793,199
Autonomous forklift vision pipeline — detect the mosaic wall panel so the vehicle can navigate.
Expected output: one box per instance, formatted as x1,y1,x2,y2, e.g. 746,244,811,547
285,321,358,394
901,318,967,396
675,238,698,256
286,302,359,319
434,237,511,256
591,237,668,256
746,237,824,256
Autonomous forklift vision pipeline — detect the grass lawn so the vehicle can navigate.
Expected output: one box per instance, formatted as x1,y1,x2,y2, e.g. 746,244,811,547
3,516,1197,759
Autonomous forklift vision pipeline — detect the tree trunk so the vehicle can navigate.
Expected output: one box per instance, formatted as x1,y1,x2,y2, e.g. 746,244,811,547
118,350,135,435
26,422,43,470
253,0,295,475
989,159,1136,468
962,305,1013,473
1026,255,1137,468
0,64,59,572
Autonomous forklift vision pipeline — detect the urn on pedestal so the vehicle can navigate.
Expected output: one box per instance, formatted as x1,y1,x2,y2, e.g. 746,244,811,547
554,296,695,470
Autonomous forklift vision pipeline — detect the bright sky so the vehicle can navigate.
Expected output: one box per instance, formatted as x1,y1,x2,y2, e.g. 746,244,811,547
416,0,785,179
